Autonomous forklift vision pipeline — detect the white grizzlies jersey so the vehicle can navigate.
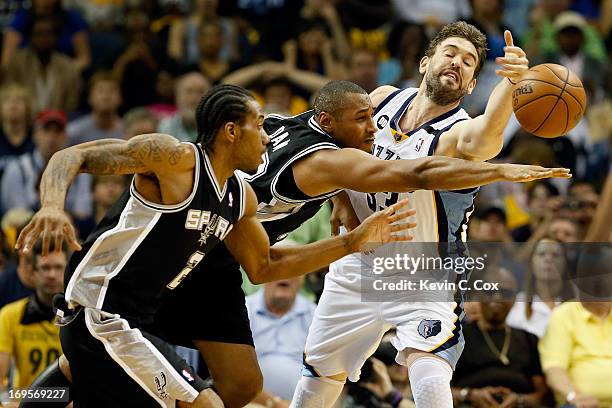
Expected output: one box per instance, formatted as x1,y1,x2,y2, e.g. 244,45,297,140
343,88,475,270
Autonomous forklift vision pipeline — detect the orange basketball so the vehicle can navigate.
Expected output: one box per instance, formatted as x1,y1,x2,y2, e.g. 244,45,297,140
512,63,586,138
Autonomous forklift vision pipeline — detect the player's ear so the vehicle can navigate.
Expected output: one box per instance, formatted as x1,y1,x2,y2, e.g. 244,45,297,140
419,56,429,75
466,78,477,95
223,122,239,143
319,111,334,133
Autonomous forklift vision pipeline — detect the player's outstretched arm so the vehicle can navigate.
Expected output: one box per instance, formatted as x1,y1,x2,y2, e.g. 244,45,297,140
436,31,529,161
224,184,416,284
15,134,195,255
293,148,571,197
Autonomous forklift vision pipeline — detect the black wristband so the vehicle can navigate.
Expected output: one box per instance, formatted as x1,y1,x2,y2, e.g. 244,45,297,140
507,78,517,85
384,390,403,407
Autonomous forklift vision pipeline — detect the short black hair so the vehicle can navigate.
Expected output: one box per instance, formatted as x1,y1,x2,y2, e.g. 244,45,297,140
313,80,368,118
29,240,68,267
195,84,255,150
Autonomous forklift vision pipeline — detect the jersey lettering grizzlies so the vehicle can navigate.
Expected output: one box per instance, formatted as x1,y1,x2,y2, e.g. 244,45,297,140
64,143,246,326
346,88,476,266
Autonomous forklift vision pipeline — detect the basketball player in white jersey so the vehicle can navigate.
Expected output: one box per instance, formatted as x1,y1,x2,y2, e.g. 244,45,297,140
292,23,534,408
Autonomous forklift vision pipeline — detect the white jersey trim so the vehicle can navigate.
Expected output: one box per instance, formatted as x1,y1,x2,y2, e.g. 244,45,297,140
64,198,162,309
84,310,169,408
202,149,227,201
84,309,199,405
270,142,341,204
95,210,162,309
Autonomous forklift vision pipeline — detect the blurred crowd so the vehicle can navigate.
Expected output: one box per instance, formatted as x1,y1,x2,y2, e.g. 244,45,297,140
0,0,610,407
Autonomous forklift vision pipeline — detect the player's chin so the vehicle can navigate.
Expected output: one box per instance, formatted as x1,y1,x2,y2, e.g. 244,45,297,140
363,139,374,151
241,162,260,175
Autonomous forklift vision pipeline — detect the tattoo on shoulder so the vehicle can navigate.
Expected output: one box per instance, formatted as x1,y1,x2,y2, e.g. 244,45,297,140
81,136,187,175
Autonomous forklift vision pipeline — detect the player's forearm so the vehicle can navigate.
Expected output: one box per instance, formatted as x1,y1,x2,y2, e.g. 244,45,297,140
40,148,87,210
40,138,147,209
456,80,513,160
251,234,356,283
481,79,514,137
398,156,507,191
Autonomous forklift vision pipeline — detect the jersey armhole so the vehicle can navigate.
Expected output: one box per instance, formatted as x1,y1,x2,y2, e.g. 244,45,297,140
373,88,404,116
129,142,201,213
427,118,469,156
271,143,340,204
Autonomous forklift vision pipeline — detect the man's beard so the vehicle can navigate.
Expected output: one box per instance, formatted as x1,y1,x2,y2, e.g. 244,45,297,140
425,69,467,106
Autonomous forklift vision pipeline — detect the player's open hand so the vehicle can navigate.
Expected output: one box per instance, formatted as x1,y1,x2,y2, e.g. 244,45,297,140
495,31,529,82
499,163,571,182
15,207,82,255
348,198,416,252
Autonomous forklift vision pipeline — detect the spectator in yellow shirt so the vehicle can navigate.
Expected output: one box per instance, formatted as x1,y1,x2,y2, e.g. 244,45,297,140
539,301,612,407
0,241,66,392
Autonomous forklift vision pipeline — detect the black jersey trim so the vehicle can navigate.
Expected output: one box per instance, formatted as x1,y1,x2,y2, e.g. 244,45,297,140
427,118,469,157
202,149,227,201
270,143,341,204
129,143,201,213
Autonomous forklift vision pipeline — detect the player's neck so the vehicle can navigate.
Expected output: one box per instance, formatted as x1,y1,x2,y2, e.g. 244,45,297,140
206,147,234,190
399,90,460,132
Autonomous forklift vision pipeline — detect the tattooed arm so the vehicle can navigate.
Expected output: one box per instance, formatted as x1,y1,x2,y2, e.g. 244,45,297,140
16,134,195,254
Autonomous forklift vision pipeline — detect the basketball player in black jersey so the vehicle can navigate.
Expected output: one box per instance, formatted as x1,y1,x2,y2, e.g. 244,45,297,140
14,85,419,408
19,80,570,408
145,82,569,406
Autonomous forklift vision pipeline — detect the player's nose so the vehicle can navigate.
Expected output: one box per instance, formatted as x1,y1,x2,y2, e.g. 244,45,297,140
366,116,376,134
261,130,270,146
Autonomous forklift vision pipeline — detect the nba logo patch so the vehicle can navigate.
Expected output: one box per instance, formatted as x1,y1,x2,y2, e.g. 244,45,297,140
229,192,233,207
415,137,424,152
377,115,389,130
417,319,441,339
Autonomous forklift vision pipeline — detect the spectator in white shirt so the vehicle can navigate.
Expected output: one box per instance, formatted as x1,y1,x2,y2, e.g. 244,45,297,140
507,237,573,337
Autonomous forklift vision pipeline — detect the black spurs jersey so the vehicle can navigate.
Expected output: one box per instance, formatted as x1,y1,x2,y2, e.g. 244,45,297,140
64,143,247,326
244,111,342,243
